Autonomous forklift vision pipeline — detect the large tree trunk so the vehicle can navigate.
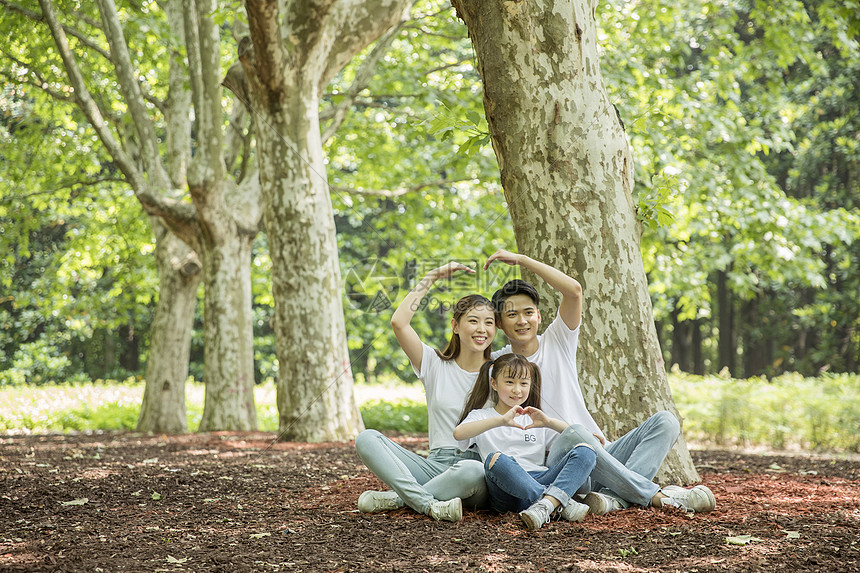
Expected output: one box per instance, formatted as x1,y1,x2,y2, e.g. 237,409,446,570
453,0,699,483
254,94,363,441
239,0,411,441
137,219,201,433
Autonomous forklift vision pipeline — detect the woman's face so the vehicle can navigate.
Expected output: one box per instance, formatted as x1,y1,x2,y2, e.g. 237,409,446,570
452,304,495,355
491,366,532,410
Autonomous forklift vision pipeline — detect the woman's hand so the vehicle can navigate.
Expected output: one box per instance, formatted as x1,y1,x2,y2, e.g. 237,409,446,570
427,262,476,281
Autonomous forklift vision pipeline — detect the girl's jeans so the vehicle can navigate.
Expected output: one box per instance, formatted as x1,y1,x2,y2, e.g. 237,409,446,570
354,429,488,514
545,410,681,507
484,444,597,513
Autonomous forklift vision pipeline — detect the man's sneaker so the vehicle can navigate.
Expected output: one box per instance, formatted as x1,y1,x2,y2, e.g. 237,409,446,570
583,491,624,515
659,485,716,513
559,499,589,522
357,490,401,513
429,497,462,522
520,498,555,530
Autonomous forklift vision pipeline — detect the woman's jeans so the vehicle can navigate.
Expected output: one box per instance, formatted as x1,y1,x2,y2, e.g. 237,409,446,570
484,444,597,513
354,429,488,514
545,411,681,507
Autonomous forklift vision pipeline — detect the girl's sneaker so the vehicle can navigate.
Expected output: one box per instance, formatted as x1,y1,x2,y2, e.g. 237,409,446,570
583,491,624,515
559,499,590,522
520,498,555,530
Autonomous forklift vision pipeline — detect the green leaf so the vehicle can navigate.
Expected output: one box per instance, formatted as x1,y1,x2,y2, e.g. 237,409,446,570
151,491,163,500
61,498,89,506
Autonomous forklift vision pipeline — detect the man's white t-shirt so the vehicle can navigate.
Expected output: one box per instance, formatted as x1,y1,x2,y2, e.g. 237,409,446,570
492,315,604,440
459,407,554,472
412,343,480,451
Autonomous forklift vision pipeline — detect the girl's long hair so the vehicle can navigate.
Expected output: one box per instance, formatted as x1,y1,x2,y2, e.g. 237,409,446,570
458,353,542,423
436,294,494,362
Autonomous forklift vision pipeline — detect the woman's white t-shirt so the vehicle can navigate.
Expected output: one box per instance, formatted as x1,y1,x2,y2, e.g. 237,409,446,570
459,407,554,472
413,343,481,451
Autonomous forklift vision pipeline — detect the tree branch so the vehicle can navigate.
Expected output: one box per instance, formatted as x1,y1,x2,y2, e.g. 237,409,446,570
321,21,405,144
243,0,287,108
320,0,414,88
36,0,142,189
1,0,112,60
329,178,471,198
94,0,170,190
0,54,73,103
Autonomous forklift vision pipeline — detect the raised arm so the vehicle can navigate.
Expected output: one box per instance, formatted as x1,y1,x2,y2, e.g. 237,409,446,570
484,249,582,330
391,262,475,371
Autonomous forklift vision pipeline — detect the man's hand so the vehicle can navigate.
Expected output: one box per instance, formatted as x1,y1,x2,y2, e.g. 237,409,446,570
483,249,522,270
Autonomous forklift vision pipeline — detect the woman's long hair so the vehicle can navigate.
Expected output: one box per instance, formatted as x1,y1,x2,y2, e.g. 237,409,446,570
436,294,494,361
458,353,542,423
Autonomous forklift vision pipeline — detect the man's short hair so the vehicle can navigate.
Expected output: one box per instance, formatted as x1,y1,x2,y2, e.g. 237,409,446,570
491,279,540,317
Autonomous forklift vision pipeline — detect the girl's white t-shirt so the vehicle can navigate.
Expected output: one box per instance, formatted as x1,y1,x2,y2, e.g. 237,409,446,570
492,315,604,440
459,407,554,472
413,343,481,451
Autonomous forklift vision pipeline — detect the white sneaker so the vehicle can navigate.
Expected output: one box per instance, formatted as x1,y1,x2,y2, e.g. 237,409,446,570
583,491,624,515
429,497,462,522
357,490,401,513
559,499,589,522
520,498,555,530
660,485,716,513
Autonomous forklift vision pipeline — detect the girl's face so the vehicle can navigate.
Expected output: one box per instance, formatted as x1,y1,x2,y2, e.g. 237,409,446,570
491,366,532,412
451,304,495,356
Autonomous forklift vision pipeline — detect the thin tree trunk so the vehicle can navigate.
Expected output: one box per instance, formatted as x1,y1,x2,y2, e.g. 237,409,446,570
717,269,736,375
138,219,201,433
197,224,258,431
452,0,698,483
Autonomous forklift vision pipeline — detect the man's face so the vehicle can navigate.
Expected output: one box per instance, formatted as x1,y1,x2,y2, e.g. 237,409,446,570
498,294,541,346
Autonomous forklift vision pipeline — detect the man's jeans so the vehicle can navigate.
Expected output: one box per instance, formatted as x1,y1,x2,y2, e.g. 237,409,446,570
546,411,681,507
484,444,597,513
354,429,488,514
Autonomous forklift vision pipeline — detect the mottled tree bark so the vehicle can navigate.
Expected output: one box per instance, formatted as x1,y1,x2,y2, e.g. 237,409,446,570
137,219,201,434
238,0,411,440
452,0,698,483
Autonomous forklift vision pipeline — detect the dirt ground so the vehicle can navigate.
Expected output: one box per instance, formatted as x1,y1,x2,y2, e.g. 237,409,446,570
1,431,858,572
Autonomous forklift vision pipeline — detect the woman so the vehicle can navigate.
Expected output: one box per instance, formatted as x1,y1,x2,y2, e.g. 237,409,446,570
355,262,494,522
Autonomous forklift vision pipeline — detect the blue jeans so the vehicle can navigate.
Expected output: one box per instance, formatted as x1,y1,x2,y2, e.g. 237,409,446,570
546,411,681,507
484,444,597,513
354,429,488,514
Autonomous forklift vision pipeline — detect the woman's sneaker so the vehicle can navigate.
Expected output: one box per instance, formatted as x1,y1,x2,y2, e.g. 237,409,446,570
428,498,463,522
357,490,401,513
559,500,590,522
520,498,555,530
583,491,624,515
659,485,716,513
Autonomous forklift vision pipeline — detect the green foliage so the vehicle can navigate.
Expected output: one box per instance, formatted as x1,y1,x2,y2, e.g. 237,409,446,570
359,399,429,433
670,370,860,451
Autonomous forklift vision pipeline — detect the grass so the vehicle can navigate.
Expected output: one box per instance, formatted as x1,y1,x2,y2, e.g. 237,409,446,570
1,373,858,452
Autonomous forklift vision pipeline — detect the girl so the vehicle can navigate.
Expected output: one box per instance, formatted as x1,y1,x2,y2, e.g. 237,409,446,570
354,262,495,522
453,353,597,530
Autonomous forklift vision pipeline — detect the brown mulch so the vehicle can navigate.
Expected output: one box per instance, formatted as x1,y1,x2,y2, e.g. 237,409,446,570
1,431,858,572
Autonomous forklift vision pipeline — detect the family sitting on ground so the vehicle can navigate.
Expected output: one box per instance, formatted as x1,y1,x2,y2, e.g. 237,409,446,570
354,250,716,530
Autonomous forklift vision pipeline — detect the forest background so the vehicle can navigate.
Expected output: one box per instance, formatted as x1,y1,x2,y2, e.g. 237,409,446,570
1,0,858,449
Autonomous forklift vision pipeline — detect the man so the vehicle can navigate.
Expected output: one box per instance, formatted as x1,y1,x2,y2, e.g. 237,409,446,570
486,249,715,515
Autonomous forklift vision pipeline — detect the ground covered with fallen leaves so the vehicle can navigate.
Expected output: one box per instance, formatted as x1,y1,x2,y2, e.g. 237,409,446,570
1,431,858,572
